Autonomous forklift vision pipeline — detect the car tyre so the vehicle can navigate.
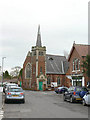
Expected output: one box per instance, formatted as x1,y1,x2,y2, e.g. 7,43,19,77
5,99,8,104
63,95,66,101
82,99,86,106
22,99,25,103
70,97,73,103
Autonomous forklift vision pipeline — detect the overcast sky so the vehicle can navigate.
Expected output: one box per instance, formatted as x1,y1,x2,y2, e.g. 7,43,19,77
0,0,89,73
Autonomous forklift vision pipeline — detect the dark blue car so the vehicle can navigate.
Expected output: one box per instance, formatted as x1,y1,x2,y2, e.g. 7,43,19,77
55,87,68,94
63,86,88,103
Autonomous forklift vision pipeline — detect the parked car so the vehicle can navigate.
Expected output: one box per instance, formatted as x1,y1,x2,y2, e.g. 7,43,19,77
82,91,90,106
3,83,18,93
55,87,68,94
5,86,25,103
63,86,88,103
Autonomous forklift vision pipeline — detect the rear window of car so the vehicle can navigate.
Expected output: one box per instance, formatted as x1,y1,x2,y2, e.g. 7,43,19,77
9,88,23,92
76,87,82,91
82,87,88,92
68,87,75,91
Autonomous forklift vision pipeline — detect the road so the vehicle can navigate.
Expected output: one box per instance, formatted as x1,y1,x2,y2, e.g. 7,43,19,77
3,91,89,118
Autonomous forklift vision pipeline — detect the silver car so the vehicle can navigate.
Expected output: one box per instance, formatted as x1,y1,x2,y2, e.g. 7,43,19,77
82,91,90,106
5,86,25,103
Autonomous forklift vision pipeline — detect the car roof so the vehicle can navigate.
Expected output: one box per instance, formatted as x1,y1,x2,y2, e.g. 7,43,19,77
6,83,18,86
58,87,68,89
9,86,22,89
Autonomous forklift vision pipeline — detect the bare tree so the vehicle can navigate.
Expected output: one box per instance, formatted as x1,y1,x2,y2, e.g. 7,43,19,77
63,50,69,59
10,66,21,78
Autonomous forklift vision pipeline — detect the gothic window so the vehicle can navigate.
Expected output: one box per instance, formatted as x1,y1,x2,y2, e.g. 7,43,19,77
40,67,42,73
57,77,60,85
47,76,51,85
33,67,35,74
33,51,36,56
25,63,31,79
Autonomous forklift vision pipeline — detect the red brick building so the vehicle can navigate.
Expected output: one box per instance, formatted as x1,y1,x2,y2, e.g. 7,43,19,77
22,26,69,90
66,42,90,88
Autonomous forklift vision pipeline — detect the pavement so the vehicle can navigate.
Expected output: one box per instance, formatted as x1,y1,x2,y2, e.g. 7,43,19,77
0,92,4,120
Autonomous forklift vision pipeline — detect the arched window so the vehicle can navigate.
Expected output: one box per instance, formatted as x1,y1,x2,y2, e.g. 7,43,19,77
25,63,31,79
47,76,51,85
57,77,60,85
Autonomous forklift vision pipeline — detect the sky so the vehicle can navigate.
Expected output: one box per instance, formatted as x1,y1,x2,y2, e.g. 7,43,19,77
0,0,89,73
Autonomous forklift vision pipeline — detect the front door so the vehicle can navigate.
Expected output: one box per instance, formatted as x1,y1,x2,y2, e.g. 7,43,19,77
39,81,43,91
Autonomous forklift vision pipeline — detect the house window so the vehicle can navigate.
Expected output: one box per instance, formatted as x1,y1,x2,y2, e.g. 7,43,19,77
25,63,31,79
57,77,60,85
79,60,80,70
47,76,51,85
73,58,80,71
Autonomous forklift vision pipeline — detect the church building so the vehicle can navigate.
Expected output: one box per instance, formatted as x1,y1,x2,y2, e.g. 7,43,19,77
22,25,69,91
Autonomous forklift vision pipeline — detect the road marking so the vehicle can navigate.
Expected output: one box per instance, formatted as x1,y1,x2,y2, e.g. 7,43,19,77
0,109,4,120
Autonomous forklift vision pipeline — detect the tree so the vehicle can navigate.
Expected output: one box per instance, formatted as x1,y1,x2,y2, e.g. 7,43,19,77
10,66,21,78
81,55,90,77
63,50,69,59
3,70,11,79
19,68,23,79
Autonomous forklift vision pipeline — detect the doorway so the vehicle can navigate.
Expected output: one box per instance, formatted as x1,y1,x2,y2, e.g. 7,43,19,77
39,81,43,91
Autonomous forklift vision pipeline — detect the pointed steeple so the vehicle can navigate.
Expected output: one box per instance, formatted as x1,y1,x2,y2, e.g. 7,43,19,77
36,25,42,47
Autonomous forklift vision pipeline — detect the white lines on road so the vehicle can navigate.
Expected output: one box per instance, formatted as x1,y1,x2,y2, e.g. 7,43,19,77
0,108,4,120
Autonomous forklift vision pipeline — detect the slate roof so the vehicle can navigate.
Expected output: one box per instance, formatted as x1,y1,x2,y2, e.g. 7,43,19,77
46,54,69,74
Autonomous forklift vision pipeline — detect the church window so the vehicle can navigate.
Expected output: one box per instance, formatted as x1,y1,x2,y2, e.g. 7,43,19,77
39,51,43,56
47,76,51,85
33,51,36,56
25,63,31,79
33,67,35,74
57,77,60,85
40,67,42,73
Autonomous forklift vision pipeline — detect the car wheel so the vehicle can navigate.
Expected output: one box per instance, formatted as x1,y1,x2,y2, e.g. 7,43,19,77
5,99,8,104
70,97,73,103
63,95,66,101
82,99,86,106
22,99,25,103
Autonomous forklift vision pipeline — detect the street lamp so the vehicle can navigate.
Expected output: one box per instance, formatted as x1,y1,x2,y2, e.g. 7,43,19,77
1,57,6,87
1,57,6,109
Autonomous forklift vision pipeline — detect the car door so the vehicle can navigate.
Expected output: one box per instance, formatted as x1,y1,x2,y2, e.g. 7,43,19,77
65,87,71,99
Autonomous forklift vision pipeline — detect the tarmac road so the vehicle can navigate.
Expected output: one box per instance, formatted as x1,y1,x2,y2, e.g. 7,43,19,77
3,91,89,118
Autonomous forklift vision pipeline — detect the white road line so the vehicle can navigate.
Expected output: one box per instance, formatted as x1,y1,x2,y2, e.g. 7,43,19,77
0,109,4,120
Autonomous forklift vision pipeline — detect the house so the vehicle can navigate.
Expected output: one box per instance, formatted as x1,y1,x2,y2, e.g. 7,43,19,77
66,42,90,87
22,25,69,90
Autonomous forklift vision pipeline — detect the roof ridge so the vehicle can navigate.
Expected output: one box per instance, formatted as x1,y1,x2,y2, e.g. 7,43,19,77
46,54,65,57
74,44,90,46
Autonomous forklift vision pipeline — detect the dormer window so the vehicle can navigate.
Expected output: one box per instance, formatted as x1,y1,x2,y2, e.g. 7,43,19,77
49,57,53,60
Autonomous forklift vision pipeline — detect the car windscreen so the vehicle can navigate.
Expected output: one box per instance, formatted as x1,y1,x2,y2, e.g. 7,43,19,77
9,88,23,92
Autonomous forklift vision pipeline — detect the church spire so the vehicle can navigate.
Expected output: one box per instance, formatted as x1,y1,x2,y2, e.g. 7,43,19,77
36,25,42,47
